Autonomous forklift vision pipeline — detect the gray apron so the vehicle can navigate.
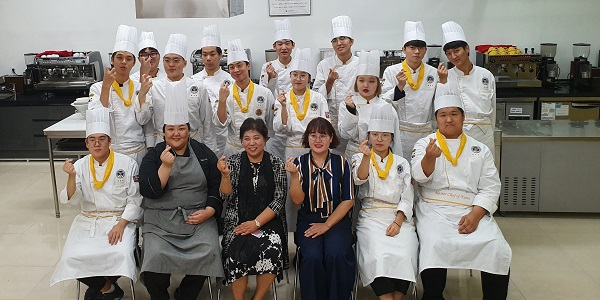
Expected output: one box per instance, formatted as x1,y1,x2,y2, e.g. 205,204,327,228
142,145,224,277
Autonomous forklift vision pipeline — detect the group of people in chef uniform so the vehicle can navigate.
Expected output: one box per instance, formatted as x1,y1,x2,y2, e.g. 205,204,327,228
49,13,511,300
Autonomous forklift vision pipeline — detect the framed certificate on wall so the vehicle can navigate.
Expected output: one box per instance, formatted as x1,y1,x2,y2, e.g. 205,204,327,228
269,0,311,16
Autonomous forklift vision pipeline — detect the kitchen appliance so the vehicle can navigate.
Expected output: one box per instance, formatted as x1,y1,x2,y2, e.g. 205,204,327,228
569,43,592,91
190,48,251,74
537,43,559,88
476,48,542,88
379,50,403,77
496,98,536,126
265,49,278,62
426,44,442,68
24,51,103,94
539,97,600,120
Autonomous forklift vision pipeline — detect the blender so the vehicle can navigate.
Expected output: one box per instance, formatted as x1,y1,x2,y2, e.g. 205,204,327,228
538,43,559,88
570,43,592,91
426,44,442,68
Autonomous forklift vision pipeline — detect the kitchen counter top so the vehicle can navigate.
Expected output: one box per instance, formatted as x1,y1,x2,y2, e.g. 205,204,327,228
497,81,600,99
0,90,86,106
498,119,600,140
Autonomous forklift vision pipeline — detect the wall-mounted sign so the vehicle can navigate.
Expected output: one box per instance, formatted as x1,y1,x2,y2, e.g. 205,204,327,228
269,0,311,16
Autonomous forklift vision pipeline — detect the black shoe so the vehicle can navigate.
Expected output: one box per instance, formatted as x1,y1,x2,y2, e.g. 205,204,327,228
100,283,124,300
84,287,101,300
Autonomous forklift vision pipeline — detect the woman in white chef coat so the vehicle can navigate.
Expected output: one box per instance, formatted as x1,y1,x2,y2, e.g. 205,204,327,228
313,15,359,155
50,107,143,300
338,50,393,162
411,94,511,300
353,103,417,300
214,39,275,157
436,21,497,157
273,48,329,159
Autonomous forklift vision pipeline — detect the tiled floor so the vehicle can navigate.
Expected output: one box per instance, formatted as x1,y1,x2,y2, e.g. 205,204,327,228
1,161,599,299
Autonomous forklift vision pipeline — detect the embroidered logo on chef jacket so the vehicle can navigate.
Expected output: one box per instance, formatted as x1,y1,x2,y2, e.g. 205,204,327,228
397,164,404,174
191,86,199,94
256,108,263,116
223,79,231,85
427,75,435,88
116,169,125,179
471,146,481,153
482,77,491,91
310,103,319,111
257,96,265,104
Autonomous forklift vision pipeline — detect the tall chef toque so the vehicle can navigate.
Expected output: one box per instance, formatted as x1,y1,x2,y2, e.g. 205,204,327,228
201,25,221,48
404,21,427,44
163,80,189,126
289,48,312,76
113,25,138,56
227,39,249,65
273,19,293,43
442,21,467,47
138,31,158,52
368,103,403,155
86,107,111,138
165,33,188,59
331,15,352,40
356,50,380,77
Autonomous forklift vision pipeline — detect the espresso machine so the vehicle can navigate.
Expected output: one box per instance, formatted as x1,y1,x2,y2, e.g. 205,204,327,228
426,44,442,68
190,48,251,74
24,51,103,94
569,43,592,91
475,47,542,88
537,43,559,88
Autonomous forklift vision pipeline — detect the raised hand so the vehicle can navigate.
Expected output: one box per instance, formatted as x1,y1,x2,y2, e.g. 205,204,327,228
219,82,230,102
160,145,175,167
424,138,442,159
344,93,355,109
396,69,408,90
285,157,299,174
217,155,230,176
277,91,287,106
437,62,448,83
139,74,153,95
102,66,116,86
327,68,339,82
266,62,278,80
359,140,371,157
139,56,151,77
63,158,76,176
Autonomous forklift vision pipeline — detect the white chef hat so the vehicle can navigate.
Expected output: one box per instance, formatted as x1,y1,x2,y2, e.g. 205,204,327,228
434,94,464,112
201,25,221,48
331,15,352,40
86,107,111,138
163,81,189,126
442,21,467,47
289,48,312,76
273,19,293,43
404,21,427,45
113,25,138,56
356,50,380,77
164,33,188,59
368,103,403,155
227,39,249,65
138,31,158,52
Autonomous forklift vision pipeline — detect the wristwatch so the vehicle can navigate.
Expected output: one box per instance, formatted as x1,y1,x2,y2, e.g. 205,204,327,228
254,219,261,228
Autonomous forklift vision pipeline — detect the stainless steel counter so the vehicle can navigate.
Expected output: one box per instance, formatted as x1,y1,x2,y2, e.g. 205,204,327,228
499,120,600,140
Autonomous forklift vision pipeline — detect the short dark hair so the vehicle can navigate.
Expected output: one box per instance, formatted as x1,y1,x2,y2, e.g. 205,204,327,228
404,40,427,48
138,47,158,56
111,51,136,62
434,107,465,117
239,118,268,141
443,40,469,52
301,117,340,149
162,123,191,133
272,39,295,47
201,46,223,55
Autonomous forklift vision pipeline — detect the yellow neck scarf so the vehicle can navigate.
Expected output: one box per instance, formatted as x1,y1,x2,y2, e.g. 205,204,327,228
290,88,311,120
233,81,255,113
112,80,134,106
402,60,425,90
90,149,115,189
435,130,467,166
370,150,394,179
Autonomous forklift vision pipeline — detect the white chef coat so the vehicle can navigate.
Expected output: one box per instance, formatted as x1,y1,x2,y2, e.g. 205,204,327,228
314,55,359,137
50,152,143,285
213,82,275,157
411,132,511,275
352,152,418,286
436,66,496,155
89,80,149,166
130,69,167,83
191,69,233,157
259,58,295,159
273,90,329,159
382,63,437,160
130,70,167,150
141,76,216,152
338,95,388,161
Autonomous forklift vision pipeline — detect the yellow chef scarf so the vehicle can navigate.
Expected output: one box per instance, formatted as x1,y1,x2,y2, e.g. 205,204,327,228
233,81,255,113
290,88,311,120
90,149,115,189
435,130,467,166
370,150,394,179
402,60,425,90
112,80,134,106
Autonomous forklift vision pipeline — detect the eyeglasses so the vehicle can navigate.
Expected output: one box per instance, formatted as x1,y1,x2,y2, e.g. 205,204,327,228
87,136,109,144
308,133,330,142
370,132,392,141
291,72,309,80
140,52,159,58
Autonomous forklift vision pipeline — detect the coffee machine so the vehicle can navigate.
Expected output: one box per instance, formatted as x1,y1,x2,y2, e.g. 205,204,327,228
537,43,559,88
24,51,103,94
190,48,251,74
475,47,542,88
569,43,592,91
426,45,442,68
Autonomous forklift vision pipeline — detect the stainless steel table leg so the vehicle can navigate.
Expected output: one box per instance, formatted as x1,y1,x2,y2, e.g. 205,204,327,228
48,138,60,218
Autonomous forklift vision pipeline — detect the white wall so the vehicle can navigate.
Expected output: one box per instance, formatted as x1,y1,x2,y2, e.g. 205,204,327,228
1,0,599,80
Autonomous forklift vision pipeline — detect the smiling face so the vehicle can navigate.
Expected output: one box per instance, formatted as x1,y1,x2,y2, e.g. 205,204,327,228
308,131,333,155
164,124,190,151
111,51,135,76
85,133,112,162
163,54,187,80
290,70,309,92
435,107,465,139
445,45,470,70
331,36,354,57
242,129,266,158
273,40,294,60
228,61,250,82
355,75,379,99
